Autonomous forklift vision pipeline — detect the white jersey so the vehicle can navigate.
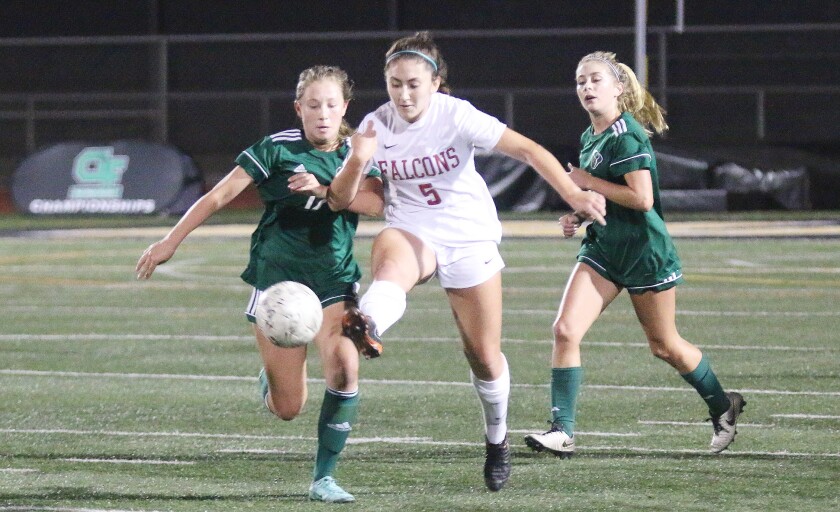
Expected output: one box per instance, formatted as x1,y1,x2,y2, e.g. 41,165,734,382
361,93,507,246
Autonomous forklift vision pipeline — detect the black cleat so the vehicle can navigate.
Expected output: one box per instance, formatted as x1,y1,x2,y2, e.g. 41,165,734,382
483,435,511,491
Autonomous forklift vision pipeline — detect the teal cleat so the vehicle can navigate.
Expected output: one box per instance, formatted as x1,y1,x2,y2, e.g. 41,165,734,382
258,368,269,408
308,476,355,503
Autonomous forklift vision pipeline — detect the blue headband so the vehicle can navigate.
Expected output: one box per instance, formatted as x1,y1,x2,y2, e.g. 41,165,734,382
386,50,438,72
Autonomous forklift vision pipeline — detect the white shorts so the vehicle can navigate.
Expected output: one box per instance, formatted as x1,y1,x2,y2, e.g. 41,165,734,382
428,239,505,289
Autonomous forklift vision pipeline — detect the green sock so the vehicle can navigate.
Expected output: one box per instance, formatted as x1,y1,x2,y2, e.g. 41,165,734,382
550,367,583,437
313,388,359,482
680,355,730,417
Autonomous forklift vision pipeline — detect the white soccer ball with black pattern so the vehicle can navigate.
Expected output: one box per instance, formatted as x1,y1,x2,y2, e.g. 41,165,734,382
256,281,323,348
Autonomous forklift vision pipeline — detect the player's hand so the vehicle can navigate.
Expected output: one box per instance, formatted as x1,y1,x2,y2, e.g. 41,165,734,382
288,172,327,198
565,163,606,226
349,120,377,163
135,240,176,280
559,213,583,238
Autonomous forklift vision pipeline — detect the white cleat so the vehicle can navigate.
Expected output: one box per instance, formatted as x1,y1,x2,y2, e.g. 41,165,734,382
710,391,747,453
308,476,355,503
524,422,575,459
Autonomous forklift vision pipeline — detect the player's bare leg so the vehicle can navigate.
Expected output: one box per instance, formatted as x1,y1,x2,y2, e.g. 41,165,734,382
446,273,510,491
632,288,744,452
255,326,308,420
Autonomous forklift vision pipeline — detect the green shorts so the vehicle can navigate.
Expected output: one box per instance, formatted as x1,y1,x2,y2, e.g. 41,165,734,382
245,282,359,323
577,246,683,295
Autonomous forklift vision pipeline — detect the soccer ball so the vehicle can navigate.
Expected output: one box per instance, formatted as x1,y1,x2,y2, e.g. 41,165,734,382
255,281,323,348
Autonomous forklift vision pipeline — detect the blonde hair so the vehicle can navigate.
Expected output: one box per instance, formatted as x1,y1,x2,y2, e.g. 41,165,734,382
295,65,355,141
579,51,668,135
384,31,452,95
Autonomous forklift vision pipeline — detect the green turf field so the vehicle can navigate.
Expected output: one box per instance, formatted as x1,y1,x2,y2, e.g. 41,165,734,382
1,226,838,511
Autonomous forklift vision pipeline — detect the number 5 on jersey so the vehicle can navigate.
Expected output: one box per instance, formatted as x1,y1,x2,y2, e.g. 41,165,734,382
418,183,441,206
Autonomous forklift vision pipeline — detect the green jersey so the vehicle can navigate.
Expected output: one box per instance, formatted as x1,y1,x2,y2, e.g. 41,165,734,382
577,113,682,292
235,129,378,293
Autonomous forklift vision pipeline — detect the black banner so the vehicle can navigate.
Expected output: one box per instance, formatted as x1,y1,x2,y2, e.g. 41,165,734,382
12,140,203,215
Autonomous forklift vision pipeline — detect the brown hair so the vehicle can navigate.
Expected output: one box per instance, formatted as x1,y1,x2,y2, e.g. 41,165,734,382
384,31,452,95
578,51,668,135
295,65,355,141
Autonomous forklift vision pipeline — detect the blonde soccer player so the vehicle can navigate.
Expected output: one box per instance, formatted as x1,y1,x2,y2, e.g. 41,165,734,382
523,51,745,459
136,66,383,503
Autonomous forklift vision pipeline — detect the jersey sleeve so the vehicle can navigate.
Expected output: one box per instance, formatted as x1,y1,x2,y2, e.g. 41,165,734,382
453,98,507,150
235,136,281,185
608,132,653,177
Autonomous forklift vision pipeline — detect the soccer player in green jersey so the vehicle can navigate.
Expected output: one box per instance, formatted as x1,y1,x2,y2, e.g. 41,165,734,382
524,51,745,458
136,66,383,503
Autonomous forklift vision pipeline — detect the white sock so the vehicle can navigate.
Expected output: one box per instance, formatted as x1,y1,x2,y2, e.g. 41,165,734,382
470,354,510,445
358,280,406,336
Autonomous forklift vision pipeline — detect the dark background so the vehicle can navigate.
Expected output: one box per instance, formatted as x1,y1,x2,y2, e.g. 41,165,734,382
2,0,840,210
3,1,839,36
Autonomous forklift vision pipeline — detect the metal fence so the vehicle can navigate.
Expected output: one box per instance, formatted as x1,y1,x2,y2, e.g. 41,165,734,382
2,23,839,162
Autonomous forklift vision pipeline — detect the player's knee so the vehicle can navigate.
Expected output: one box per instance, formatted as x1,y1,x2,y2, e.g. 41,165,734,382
268,396,304,421
648,338,677,364
553,318,582,347
462,346,495,378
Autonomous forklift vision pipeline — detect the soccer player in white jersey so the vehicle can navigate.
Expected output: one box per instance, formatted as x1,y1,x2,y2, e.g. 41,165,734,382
330,31,607,492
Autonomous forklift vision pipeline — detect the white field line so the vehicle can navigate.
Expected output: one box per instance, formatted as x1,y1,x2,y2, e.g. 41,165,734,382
507,265,840,274
0,468,38,473
0,507,141,512
3,428,837,459
27,264,822,275
508,429,641,437
0,334,256,342
639,420,775,428
59,458,193,465
0,428,308,441
220,446,840,458
6,306,840,319
0,369,252,381
0,333,836,353
579,446,840,458
2,368,839,397
771,414,840,420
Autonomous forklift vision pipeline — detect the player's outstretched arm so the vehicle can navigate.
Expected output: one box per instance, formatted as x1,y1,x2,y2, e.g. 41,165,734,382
494,128,606,225
135,166,253,280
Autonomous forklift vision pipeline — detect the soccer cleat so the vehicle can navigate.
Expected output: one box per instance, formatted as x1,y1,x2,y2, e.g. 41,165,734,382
308,476,355,503
483,435,511,492
258,368,269,405
523,422,575,459
342,306,383,359
709,391,746,453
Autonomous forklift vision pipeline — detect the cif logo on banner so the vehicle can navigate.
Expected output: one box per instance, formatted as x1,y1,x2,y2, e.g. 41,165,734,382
12,140,203,215
67,147,129,200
